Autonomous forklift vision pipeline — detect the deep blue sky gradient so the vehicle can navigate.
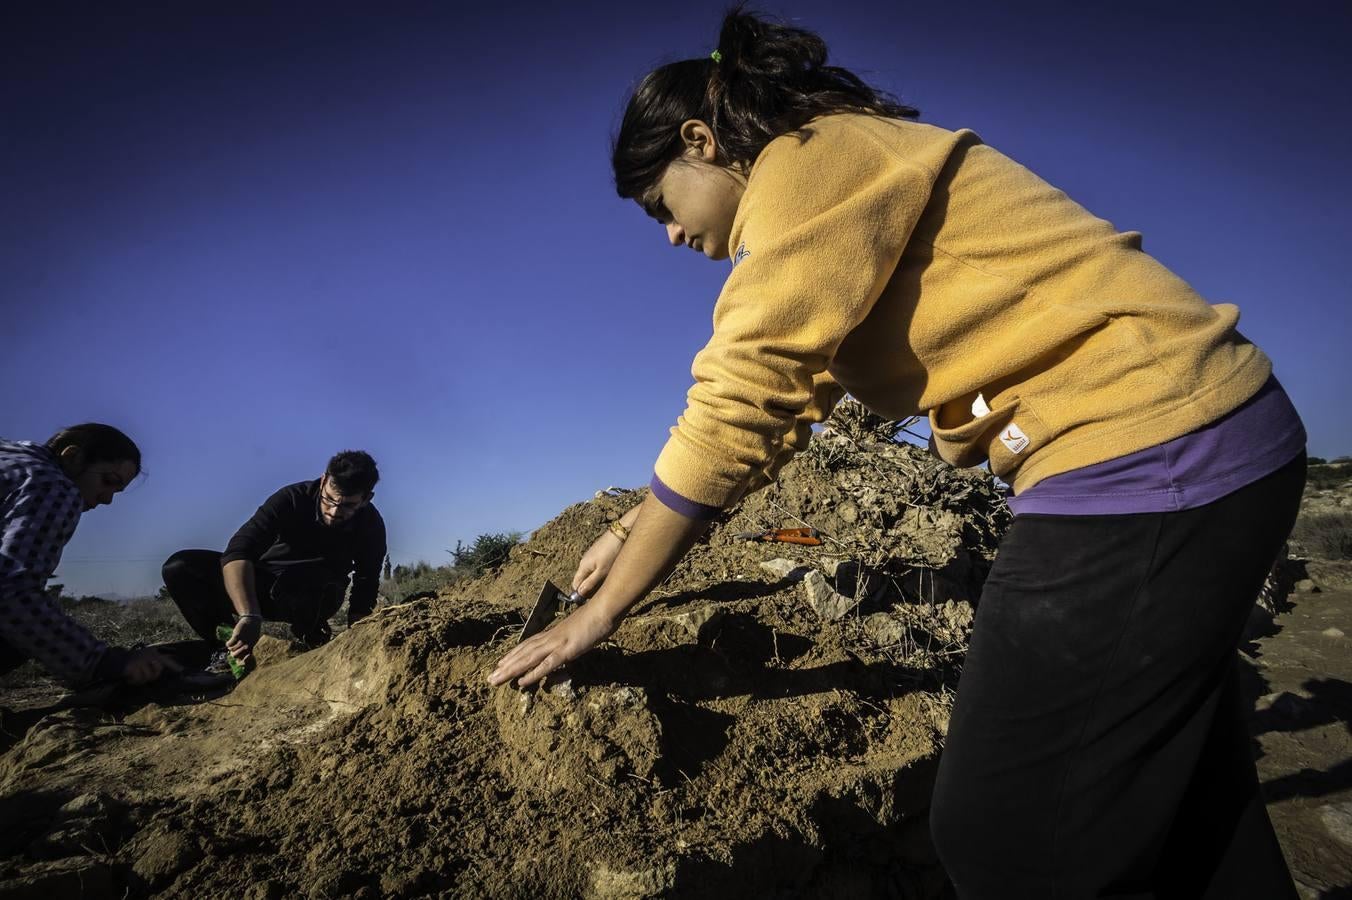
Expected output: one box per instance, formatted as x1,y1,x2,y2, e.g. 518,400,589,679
3,1,1349,595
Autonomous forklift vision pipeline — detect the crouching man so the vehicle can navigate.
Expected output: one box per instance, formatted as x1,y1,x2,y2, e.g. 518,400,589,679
162,450,386,665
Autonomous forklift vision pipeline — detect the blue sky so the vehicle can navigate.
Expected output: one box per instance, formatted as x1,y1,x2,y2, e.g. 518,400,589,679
3,1,1348,596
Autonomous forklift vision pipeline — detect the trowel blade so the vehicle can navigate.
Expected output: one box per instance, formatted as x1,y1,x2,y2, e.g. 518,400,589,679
519,579,564,644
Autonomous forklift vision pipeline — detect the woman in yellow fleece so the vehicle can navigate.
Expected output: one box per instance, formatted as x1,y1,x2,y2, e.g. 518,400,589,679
491,10,1306,897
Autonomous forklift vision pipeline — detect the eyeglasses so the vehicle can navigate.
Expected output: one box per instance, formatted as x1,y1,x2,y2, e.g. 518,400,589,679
319,486,366,514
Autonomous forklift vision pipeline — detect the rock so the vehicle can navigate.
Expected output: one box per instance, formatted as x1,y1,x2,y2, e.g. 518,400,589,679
671,605,726,643
56,793,113,819
1254,691,1311,719
1295,881,1322,900
25,792,120,860
588,860,676,899
1305,559,1352,592
1294,579,1318,593
132,829,202,890
862,613,907,648
0,858,114,899
1322,627,1346,639
940,600,975,634
548,675,577,700
760,558,809,581
1318,801,1352,847
803,570,856,621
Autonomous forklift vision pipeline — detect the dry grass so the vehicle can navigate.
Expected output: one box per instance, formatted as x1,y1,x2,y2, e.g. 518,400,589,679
0,597,197,696
1292,511,1352,561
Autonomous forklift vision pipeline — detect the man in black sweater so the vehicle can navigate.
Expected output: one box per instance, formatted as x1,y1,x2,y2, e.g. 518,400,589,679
162,451,387,663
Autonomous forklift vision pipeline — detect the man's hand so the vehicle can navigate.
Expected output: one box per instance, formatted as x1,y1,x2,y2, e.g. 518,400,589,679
226,615,263,662
122,647,182,685
488,603,618,688
572,530,625,598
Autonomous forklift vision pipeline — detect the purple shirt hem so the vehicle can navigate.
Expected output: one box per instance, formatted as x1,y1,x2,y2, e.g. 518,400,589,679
1009,377,1306,516
649,474,723,520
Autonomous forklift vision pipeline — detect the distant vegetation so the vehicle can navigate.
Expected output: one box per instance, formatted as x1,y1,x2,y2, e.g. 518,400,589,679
1307,457,1352,491
1293,513,1352,561
380,531,524,603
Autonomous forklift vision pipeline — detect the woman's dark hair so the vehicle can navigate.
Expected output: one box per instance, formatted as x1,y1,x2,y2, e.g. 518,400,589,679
46,423,142,474
326,450,379,495
613,7,919,202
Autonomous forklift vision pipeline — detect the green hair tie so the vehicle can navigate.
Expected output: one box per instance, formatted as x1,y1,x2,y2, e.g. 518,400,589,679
710,50,723,64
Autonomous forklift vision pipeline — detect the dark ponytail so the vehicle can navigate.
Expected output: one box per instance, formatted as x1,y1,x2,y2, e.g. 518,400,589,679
46,423,142,475
613,7,919,201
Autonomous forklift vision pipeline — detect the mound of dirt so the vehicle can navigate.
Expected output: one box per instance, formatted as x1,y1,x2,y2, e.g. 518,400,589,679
0,406,1008,898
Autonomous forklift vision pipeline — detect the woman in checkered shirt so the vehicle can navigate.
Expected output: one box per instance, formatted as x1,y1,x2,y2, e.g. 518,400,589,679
1,423,178,688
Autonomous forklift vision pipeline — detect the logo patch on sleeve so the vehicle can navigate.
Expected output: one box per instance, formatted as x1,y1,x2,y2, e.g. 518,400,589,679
999,423,1030,454
732,243,750,267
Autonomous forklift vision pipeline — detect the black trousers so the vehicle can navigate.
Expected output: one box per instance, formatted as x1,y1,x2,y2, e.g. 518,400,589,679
929,453,1305,899
161,549,346,644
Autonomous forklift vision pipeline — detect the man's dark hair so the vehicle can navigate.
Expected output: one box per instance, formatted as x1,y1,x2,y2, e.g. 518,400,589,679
613,7,919,203
326,450,379,495
46,423,142,475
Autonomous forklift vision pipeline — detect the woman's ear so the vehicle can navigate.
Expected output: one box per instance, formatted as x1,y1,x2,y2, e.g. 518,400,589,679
58,444,85,475
678,120,719,163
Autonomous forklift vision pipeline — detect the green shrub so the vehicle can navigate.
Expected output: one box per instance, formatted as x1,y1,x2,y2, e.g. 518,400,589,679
450,531,523,575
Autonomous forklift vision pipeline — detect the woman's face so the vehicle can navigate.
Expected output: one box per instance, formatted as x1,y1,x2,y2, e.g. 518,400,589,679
63,454,137,510
640,121,746,261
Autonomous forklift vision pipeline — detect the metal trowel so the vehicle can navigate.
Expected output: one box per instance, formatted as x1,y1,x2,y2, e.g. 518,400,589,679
518,579,584,644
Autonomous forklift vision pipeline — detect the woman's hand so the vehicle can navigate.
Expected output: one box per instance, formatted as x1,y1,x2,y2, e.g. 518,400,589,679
488,494,712,689
488,602,617,688
572,530,624,598
122,647,182,685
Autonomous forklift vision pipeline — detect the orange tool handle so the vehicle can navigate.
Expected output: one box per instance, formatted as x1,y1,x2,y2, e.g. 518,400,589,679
763,527,822,545
776,534,823,545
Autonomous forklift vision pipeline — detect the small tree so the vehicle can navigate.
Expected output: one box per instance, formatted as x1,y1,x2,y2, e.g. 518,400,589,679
450,531,523,575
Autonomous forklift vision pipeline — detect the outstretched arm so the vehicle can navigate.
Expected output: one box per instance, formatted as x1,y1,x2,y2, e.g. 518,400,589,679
489,493,708,687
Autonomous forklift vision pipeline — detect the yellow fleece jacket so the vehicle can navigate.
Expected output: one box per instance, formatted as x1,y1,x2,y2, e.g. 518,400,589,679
653,114,1271,510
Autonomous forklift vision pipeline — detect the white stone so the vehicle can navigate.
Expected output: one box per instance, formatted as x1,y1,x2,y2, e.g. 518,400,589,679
803,570,856,621
759,558,807,581
672,605,725,642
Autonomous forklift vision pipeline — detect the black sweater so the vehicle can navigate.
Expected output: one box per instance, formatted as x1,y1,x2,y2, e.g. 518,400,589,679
222,480,386,620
